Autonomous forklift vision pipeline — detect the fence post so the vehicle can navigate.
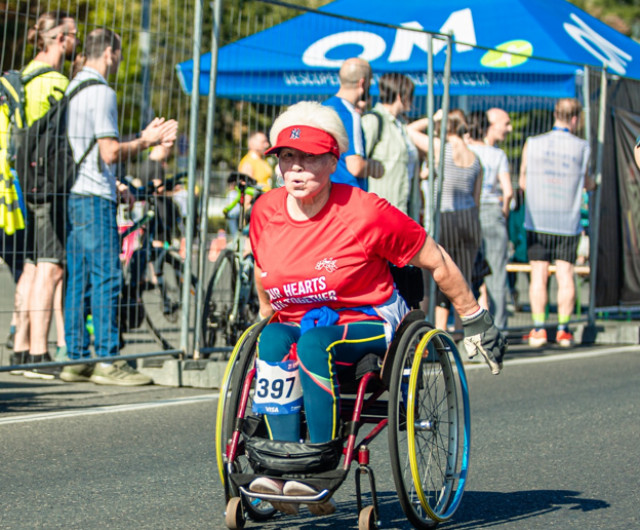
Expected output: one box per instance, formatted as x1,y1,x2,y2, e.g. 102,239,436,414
180,0,204,358
588,67,607,327
194,0,223,359
427,33,452,323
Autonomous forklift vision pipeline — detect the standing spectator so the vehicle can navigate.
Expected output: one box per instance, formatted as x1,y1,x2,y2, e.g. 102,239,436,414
519,98,594,347
238,131,274,191
322,57,382,190
466,108,514,329
361,73,420,218
60,28,177,385
409,110,483,332
1,11,78,379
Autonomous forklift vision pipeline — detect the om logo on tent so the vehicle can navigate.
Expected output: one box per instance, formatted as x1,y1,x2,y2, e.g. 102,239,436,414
481,39,533,69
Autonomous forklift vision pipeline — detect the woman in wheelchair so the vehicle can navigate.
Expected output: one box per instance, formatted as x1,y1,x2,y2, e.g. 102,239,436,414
247,101,506,515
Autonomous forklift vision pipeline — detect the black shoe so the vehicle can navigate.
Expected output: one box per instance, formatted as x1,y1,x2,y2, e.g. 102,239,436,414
23,353,60,380
9,351,28,375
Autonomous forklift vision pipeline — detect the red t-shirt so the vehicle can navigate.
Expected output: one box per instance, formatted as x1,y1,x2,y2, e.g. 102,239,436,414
249,184,427,324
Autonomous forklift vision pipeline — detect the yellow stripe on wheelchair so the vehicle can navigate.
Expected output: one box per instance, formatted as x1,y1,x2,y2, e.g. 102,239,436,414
407,328,450,522
215,321,261,486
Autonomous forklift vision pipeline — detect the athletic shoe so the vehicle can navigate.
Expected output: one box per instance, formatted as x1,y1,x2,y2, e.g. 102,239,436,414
556,330,574,348
528,328,548,348
283,481,336,516
23,353,60,380
60,363,94,383
249,477,284,495
8,351,28,375
89,361,152,386
6,325,15,349
55,345,68,362
249,477,298,515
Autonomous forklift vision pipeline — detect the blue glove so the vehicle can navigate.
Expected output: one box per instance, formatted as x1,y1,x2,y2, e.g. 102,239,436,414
462,309,507,375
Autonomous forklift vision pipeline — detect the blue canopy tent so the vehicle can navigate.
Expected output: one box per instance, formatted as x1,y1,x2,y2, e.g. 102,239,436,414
176,0,640,104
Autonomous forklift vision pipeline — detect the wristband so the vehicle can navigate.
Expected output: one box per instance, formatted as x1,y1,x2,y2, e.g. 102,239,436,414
461,306,483,321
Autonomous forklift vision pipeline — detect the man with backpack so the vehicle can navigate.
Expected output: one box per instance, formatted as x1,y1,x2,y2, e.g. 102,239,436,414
361,73,420,219
0,10,79,379
60,28,177,386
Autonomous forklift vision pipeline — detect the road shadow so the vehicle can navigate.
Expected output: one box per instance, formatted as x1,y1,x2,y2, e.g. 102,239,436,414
241,489,609,529
439,489,610,528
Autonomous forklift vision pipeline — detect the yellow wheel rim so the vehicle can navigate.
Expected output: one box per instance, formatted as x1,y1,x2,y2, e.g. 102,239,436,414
215,322,260,486
406,328,450,522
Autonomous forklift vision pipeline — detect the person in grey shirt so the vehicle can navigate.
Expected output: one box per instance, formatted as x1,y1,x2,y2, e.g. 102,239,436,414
520,98,594,348
61,27,177,386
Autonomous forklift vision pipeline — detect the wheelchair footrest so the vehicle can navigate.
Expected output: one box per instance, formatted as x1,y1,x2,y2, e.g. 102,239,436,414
229,468,348,496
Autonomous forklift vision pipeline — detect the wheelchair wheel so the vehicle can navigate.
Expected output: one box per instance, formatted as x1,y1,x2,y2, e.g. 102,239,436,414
202,249,236,352
215,318,275,521
388,322,471,528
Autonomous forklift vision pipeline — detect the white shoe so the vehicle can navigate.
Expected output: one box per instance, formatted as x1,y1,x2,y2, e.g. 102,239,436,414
249,477,298,515
249,477,284,495
283,481,336,516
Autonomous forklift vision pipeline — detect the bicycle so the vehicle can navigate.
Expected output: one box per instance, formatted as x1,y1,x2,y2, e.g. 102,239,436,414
118,176,198,352
201,175,260,356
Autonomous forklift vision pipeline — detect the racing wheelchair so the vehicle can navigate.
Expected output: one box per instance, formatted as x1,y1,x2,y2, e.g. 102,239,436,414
215,310,471,529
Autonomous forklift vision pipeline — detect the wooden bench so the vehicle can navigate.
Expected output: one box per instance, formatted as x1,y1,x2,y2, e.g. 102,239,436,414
506,263,591,277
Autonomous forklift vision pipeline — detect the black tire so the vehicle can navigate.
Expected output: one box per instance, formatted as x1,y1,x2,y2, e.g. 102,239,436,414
142,249,195,351
215,318,275,522
202,249,237,354
388,322,470,528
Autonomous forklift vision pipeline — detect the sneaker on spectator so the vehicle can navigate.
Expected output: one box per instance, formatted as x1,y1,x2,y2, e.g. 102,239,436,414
89,361,152,386
23,353,60,380
55,345,68,362
528,328,548,348
9,351,28,375
6,325,15,349
60,363,94,382
556,330,574,348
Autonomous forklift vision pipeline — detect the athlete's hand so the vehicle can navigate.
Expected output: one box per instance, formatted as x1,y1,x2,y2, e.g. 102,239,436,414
462,309,507,375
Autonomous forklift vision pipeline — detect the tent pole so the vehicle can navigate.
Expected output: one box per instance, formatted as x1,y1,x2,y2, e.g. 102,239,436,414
582,65,591,146
588,67,607,327
194,0,223,359
428,33,452,324
180,0,204,359
426,33,435,323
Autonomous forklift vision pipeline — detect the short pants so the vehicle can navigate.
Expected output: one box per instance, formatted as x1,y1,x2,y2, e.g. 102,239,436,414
24,200,66,264
526,231,580,263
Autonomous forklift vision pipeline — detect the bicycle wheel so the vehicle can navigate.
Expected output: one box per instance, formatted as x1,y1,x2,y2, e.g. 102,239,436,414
142,249,193,350
236,255,260,336
216,318,275,521
388,322,470,529
202,249,236,352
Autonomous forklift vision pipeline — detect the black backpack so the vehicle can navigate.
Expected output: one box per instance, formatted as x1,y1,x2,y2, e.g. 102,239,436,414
1,67,54,161
364,109,384,158
12,78,104,203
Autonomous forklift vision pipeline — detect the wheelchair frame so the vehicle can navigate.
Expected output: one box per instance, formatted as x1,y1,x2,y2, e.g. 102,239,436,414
215,310,471,529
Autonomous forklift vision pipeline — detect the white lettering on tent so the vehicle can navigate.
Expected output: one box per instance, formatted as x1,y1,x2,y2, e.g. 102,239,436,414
564,13,631,75
388,10,476,63
302,31,386,67
302,9,476,68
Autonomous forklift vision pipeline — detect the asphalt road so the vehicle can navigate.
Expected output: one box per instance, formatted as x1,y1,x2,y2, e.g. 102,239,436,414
1,344,638,529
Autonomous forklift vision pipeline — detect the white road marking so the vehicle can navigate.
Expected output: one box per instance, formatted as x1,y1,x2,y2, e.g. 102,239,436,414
0,393,218,425
1,346,636,425
464,344,638,371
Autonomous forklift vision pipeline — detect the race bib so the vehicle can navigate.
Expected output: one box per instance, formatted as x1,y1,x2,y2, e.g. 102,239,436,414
252,358,303,415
